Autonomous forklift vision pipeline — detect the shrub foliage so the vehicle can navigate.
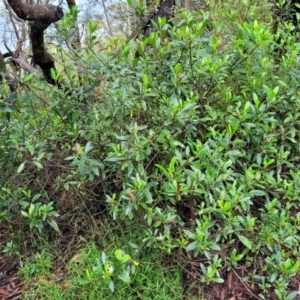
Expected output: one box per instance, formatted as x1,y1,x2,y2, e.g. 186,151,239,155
1,2,300,299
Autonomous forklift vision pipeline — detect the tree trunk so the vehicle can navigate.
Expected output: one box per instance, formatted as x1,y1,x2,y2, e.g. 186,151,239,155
127,0,176,41
6,0,64,85
185,0,194,11
6,0,63,23
30,21,57,84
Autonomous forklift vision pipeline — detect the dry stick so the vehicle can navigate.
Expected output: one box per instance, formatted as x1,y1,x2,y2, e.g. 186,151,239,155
231,268,261,300
101,0,113,37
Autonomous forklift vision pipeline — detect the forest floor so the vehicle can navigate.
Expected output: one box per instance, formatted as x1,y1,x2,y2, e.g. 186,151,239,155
1,204,299,300
1,251,300,299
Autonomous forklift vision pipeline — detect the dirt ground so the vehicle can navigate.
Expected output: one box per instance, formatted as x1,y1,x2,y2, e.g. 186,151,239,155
182,261,300,300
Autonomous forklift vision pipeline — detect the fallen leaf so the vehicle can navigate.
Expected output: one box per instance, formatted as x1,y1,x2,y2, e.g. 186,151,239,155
0,288,10,296
36,276,49,284
60,282,71,290
70,253,82,263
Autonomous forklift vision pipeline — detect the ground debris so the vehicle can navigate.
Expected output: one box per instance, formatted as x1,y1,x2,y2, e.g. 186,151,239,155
0,262,24,300
183,262,300,300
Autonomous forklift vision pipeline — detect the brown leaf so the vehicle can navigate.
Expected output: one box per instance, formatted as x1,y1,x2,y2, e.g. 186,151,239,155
60,282,70,290
35,276,51,285
233,286,244,295
70,253,82,263
0,288,11,296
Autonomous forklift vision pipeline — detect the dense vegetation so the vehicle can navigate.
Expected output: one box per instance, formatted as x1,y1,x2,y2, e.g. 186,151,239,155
1,1,300,299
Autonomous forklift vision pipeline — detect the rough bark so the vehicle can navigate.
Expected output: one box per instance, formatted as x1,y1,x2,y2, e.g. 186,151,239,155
30,21,56,84
6,0,64,85
148,0,175,27
6,0,63,23
185,0,194,11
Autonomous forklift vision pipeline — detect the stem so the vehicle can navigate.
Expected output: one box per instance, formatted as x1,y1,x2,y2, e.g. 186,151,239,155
101,0,113,36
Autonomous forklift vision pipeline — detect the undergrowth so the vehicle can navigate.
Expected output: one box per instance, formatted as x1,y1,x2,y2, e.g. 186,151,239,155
1,1,300,299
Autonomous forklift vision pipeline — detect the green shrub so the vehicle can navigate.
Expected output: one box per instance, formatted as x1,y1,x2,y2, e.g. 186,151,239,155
78,11,299,297
1,4,300,298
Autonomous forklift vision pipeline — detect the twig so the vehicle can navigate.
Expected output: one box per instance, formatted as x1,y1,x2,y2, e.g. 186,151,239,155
231,268,261,300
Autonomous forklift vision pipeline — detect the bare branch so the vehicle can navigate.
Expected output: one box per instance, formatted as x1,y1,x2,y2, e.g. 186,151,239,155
4,41,13,56
12,53,39,75
2,52,13,59
100,0,113,36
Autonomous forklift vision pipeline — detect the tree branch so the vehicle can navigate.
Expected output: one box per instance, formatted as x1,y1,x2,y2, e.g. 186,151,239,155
12,53,39,75
6,0,65,85
30,21,56,84
6,0,64,23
